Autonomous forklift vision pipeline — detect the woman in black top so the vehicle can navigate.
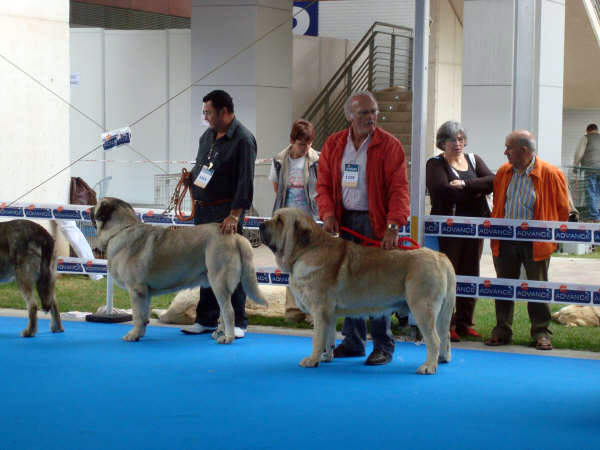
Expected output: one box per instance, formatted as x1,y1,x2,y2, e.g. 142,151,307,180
426,121,494,342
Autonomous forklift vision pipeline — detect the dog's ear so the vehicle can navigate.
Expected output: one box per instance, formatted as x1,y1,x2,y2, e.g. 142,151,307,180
94,201,115,226
294,219,311,248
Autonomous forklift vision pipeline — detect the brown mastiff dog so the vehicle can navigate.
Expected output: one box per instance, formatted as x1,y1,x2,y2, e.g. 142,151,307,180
0,220,63,337
259,208,456,374
91,197,267,343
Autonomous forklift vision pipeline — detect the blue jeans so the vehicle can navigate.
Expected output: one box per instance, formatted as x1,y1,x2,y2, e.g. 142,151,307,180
338,210,395,356
585,172,600,220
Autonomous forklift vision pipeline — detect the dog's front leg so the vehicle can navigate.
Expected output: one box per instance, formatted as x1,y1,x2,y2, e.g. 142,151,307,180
299,305,334,368
123,286,150,341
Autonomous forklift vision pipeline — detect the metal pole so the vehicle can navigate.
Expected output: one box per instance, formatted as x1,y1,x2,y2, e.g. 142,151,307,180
410,0,430,246
389,34,396,88
105,272,114,314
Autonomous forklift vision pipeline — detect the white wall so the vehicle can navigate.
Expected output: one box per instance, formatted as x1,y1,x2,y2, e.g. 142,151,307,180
70,29,191,206
319,0,414,40
0,2,71,204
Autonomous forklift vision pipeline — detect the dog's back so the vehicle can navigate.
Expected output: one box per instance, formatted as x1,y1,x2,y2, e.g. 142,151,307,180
0,220,56,310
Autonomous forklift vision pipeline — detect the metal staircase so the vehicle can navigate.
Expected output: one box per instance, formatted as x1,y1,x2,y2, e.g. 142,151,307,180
302,22,414,154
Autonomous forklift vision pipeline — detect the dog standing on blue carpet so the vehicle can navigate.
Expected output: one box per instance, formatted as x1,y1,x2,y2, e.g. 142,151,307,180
0,220,64,337
90,197,268,343
259,208,456,374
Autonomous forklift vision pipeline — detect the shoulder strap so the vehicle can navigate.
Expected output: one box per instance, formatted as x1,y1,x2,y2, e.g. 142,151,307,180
467,153,476,170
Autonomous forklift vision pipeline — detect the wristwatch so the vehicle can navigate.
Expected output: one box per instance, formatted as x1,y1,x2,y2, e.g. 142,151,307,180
387,223,399,231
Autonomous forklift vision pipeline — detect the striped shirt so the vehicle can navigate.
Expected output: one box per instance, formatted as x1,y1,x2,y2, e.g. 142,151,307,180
504,155,537,220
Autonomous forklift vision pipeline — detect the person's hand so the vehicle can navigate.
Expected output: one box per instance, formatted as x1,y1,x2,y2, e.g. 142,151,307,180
449,179,465,189
381,228,399,250
323,216,339,234
220,215,238,234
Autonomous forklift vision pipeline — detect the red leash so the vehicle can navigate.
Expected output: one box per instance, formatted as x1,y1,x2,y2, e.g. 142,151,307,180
339,226,420,250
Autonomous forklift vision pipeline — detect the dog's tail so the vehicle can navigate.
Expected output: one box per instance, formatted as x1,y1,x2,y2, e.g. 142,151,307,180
32,224,57,312
236,237,268,306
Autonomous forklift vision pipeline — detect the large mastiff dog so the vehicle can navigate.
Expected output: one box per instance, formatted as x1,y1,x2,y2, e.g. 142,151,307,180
91,197,267,342
259,208,456,374
0,220,63,337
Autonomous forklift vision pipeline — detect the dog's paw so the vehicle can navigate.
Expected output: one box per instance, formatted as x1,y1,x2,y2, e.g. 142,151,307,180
51,325,64,333
21,328,36,338
216,334,234,344
122,331,141,342
299,357,320,368
417,363,437,375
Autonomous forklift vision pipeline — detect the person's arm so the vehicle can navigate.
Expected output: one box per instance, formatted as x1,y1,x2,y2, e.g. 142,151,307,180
267,161,279,193
315,136,338,233
573,136,587,167
554,169,570,222
231,136,256,211
464,154,495,194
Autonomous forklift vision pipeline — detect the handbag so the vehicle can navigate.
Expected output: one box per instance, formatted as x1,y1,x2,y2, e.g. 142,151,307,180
69,177,97,205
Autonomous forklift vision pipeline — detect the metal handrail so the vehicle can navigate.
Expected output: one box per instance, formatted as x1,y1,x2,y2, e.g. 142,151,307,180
301,22,413,149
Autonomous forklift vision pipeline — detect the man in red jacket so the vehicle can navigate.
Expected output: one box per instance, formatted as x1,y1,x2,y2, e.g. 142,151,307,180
316,91,410,365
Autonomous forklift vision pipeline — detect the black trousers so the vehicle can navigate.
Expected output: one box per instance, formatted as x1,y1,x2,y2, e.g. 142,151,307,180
491,240,551,341
193,202,247,329
438,237,483,332
338,209,395,356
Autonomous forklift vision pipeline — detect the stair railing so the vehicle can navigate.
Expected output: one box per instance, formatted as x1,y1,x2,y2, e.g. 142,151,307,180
302,22,413,149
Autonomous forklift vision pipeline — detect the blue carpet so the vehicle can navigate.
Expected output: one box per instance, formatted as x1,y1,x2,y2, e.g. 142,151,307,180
0,316,598,450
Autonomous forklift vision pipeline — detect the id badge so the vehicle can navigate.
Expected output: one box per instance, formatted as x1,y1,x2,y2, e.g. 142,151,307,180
194,165,214,189
342,163,359,188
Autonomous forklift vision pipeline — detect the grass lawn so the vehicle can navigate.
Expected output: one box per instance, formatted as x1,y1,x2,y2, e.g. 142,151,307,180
1,274,599,353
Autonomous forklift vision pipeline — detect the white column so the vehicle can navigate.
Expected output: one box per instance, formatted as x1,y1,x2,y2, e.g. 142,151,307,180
190,0,293,215
463,0,565,169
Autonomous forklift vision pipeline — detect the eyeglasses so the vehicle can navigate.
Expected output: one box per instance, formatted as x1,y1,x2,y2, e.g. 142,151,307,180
357,108,379,118
447,136,465,143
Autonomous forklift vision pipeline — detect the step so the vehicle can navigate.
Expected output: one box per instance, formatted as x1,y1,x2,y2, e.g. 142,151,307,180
378,121,411,134
374,89,412,102
378,111,411,122
378,101,410,112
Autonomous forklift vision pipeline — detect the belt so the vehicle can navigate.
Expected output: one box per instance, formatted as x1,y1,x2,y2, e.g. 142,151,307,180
194,198,232,207
343,209,369,215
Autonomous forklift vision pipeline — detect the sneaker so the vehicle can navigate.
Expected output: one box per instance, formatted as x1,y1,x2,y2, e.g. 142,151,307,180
234,327,246,339
180,323,216,335
211,327,246,340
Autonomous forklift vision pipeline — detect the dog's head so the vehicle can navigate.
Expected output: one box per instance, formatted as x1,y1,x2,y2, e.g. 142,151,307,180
259,208,315,270
90,197,138,247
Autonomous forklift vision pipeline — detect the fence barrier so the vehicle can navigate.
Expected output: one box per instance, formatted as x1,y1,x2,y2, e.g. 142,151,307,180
2,200,600,307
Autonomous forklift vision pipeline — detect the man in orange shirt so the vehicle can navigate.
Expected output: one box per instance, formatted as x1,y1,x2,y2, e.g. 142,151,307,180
486,130,569,350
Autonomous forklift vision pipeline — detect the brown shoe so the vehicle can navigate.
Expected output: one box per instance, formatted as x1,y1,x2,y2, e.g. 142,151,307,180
485,334,512,346
333,342,365,358
365,348,393,366
535,336,552,351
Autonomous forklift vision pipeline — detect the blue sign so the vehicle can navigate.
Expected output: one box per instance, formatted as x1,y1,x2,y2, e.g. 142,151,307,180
424,221,439,234
24,208,52,219
270,272,290,285
478,224,513,238
256,272,269,284
554,289,591,304
142,213,173,224
478,283,514,299
441,222,476,237
57,261,83,273
293,1,318,36
0,207,23,217
516,286,552,301
457,282,477,296
594,291,600,305
53,208,82,220
553,228,591,242
84,264,107,274
516,226,552,241
244,217,265,229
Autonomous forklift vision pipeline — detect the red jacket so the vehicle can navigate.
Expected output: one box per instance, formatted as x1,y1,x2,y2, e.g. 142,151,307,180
316,126,409,239
491,156,569,261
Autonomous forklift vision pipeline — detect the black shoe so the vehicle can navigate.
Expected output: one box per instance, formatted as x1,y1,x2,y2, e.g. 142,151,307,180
333,342,365,358
365,348,393,366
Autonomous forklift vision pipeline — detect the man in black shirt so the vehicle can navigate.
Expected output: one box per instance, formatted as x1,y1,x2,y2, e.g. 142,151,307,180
181,90,257,338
